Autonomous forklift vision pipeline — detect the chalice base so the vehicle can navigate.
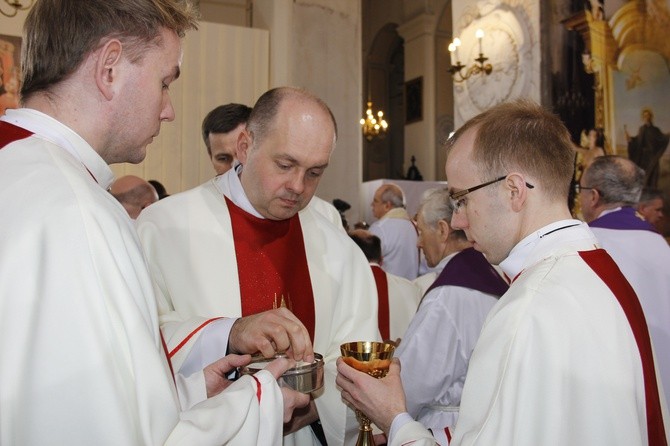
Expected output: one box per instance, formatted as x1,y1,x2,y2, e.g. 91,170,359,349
356,424,375,446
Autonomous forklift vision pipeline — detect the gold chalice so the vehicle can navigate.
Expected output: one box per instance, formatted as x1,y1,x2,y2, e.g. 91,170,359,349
340,341,396,446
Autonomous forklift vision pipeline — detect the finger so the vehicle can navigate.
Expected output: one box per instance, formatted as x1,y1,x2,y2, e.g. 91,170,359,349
281,387,310,423
263,356,295,380
389,357,401,373
206,354,251,376
271,309,313,362
336,357,358,381
255,336,280,358
220,354,252,369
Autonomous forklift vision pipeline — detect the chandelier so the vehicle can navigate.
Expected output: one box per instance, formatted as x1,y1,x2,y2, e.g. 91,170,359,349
360,100,388,141
447,29,493,83
1,0,32,17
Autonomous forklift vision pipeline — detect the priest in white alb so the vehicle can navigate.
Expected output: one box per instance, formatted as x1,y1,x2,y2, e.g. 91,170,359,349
137,86,380,445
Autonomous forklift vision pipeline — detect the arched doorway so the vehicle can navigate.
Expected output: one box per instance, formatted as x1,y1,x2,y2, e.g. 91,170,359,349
362,23,405,181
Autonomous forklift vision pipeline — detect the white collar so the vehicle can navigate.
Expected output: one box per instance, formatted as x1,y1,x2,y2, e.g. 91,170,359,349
214,165,264,218
499,219,586,280
1,108,115,190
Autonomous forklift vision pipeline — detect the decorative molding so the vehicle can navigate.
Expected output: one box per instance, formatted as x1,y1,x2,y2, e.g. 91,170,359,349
397,13,436,43
454,1,537,123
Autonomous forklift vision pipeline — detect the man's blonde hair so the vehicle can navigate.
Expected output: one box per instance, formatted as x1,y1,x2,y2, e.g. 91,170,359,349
21,0,199,101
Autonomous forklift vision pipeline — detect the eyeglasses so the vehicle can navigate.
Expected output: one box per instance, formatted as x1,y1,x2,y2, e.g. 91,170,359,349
575,184,596,194
448,175,535,213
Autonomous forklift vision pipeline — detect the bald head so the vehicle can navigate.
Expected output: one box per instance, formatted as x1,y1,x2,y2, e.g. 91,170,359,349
247,86,338,148
110,175,158,219
371,183,405,219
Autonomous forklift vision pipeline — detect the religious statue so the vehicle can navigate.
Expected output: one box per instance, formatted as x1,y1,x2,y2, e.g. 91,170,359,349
624,108,670,188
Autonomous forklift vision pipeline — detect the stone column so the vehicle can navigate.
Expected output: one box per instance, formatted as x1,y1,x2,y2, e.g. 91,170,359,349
398,13,438,181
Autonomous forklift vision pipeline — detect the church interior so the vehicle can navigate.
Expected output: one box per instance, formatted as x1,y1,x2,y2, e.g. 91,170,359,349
1,0,669,235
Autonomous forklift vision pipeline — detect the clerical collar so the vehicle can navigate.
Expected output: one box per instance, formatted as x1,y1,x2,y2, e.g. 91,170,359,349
595,206,622,220
382,207,411,221
215,165,265,219
499,219,583,280
0,108,115,189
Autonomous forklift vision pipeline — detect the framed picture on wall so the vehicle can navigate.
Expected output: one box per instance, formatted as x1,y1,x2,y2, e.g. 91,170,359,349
405,76,423,124
0,34,21,115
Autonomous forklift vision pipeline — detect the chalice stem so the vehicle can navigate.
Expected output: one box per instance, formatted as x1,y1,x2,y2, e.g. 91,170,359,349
355,409,376,446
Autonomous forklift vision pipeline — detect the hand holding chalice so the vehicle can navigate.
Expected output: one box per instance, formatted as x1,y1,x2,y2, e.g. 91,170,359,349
339,341,396,446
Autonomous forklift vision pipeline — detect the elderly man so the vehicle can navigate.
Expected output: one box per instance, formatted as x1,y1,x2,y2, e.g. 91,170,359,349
137,86,379,445
337,100,668,445
110,175,159,219
370,183,420,280
580,155,670,408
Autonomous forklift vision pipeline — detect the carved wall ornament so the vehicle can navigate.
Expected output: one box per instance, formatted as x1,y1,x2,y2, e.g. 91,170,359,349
453,1,537,123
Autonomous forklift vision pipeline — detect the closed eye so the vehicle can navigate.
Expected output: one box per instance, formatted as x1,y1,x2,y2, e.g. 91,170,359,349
307,168,324,178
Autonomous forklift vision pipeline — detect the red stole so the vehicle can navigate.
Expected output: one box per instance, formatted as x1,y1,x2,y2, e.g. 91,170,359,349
371,265,390,340
226,196,316,340
0,121,33,148
580,249,667,445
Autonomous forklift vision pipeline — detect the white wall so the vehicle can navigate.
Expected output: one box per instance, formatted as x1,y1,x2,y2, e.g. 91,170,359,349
254,0,364,223
1,12,269,196
0,8,28,36
111,23,269,195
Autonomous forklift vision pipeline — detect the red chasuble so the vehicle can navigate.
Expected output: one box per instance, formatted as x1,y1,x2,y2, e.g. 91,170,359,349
370,265,390,341
226,196,316,341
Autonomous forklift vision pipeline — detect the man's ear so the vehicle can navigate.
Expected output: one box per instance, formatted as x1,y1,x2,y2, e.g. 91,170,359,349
94,39,123,101
236,129,252,163
588,187,602,209
437,219,451,242
506,172,530,212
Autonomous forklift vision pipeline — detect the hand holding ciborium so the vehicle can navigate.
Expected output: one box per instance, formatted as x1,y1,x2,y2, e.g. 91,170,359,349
340,341,396,446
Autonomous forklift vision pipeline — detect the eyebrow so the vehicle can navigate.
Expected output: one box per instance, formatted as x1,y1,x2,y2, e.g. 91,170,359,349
172,66,181,81
277,154,329,170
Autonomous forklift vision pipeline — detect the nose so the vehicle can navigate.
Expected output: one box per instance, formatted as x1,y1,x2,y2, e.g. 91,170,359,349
161,94,176,123
450,210,467,230
286,170,306,195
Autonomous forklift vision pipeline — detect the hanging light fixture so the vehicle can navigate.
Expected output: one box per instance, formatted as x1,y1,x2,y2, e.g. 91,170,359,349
360,100,388,141
447,29,493,83
1,0,33,17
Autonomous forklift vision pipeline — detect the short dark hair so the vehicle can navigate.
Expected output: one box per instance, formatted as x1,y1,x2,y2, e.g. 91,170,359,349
148,179,169,199
639,188,664,205
349,230,382,263
201,103,252,153
445,99,574,201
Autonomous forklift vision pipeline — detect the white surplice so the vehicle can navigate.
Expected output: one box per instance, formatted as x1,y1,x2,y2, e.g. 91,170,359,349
0,109,283,445
370,208,420,280
390,221,669,446
370,264,421,342
136,169,381,446
590,207,670,408
397,252,499,438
